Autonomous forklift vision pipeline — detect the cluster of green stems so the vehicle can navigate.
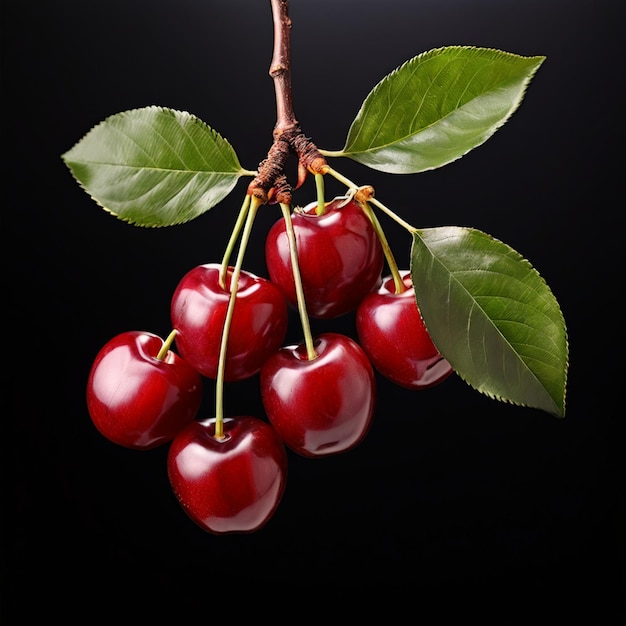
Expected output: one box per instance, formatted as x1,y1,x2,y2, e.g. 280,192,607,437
209,165,416,439
179,0,420,439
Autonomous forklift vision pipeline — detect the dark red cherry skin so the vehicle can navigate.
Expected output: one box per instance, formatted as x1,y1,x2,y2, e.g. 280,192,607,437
264,197,384,319
356,272,454,390
167,416,288,534
86,331,203,450
170,264,288,381
260,332,377,458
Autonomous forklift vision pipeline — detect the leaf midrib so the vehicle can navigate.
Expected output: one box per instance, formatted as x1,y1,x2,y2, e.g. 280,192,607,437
425,241,553,395
349,62,517,156
64,160,248,177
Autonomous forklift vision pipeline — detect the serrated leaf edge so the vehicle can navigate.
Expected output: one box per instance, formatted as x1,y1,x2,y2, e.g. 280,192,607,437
413,226,568,417
61,106,255,227
323,46,545,172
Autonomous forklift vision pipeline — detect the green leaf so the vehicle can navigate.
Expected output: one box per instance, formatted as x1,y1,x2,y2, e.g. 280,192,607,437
62,106,251,227
327,46,545,174
411,227,568,417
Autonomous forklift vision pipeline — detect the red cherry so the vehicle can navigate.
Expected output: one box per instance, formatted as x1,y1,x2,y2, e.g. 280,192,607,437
260,332,377,457
167,416,288,534
264,196,384,319
86,331,203,450
355,272,454,390
170,263,288,381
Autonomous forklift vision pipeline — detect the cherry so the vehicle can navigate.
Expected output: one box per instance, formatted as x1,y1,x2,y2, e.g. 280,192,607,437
355,271,454,390
260,332,377,457
86,330,203,450
170,263,288,381
264,196,384,319
167,416,288,534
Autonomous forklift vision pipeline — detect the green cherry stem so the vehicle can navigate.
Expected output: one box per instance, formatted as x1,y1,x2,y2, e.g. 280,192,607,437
219,194,252,289
368,196,417,234
323,166,407,294
214,195,261,439
323,165,354,192
314,173,326,215
359,201,406,294
156,328,178,360
279,201,317,360
325,165,417,232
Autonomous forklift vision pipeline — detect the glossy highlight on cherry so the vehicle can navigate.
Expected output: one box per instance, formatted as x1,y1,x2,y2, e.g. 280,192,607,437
265,197,384,319
356,272,454,390
260,332,377,457
86,330,203,450
167,416,288,534
171,263,288,381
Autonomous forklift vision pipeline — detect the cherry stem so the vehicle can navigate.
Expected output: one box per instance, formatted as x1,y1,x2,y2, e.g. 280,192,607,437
369,196,417,234
359,201,407,294
279,202,317,360
214,196,261,439
156,329,178,361
325,166,417,233
323,165,354,192
314,173,326,215
220,194,251,289
323,166,407,293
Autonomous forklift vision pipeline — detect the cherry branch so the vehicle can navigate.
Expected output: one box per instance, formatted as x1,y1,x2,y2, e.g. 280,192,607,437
270,0,297,134
248,0,327,205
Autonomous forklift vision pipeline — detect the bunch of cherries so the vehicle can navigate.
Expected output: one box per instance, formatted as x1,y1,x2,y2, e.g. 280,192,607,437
86,194,453,535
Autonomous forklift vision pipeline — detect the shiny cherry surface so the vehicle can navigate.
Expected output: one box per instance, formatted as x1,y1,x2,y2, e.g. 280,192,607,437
170,263,288,381
356,272,453,390
167,416,288,534
264,197,384,319
260,332,377,457
86,331,203,450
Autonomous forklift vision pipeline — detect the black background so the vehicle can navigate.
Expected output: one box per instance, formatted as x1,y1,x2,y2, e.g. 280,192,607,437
4,0,624,621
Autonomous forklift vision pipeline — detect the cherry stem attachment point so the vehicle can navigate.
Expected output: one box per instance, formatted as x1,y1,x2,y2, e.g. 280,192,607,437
156,329,178,360
324,165,417,233
279,202,317,360
323,166,407,293
215,196,261,439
